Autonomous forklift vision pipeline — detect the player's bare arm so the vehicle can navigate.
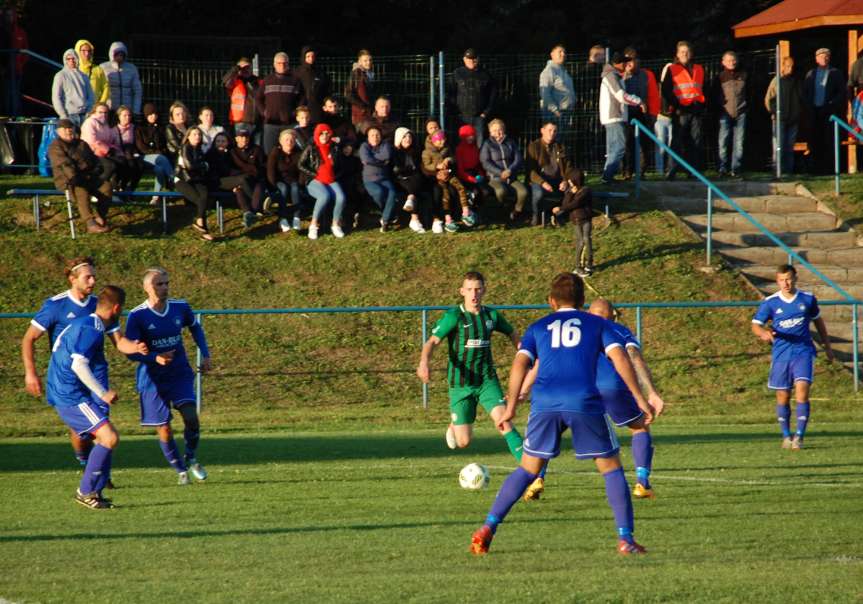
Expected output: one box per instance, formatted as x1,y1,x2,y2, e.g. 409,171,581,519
751,321,775,343
627,347,665,417
417,336,441,383
107,331,149,355
501,353,532,428
518,362,538,401
155,350,175,366
608,346,653,424
21,325,45,396
813,317,835,363
199,357,212,373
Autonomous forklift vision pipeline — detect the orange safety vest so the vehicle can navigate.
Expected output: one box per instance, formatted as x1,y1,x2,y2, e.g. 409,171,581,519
229,80,248,125
669,63,705,105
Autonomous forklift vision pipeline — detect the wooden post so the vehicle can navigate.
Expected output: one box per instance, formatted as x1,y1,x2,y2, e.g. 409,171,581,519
849,30,859,173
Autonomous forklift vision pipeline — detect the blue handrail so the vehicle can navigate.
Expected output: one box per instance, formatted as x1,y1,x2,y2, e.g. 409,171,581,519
829,114,863,195
0,48,62,69
631,118,856,304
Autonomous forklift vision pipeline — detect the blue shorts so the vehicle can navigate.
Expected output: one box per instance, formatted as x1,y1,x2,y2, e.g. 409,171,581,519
768,355,814,390
599,389,643,426
523,410,620,460
139,381,196,426
55,401,109,436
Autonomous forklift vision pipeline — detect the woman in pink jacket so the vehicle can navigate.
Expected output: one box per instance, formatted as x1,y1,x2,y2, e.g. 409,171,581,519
80,102,121,186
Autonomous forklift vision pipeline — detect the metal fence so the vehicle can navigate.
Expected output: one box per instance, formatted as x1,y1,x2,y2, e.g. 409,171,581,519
133,47,777,174
1,299,859,413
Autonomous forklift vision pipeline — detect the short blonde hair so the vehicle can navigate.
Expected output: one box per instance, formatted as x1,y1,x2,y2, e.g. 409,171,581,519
488,118,506,132
278,129,297,146
143,267,168,289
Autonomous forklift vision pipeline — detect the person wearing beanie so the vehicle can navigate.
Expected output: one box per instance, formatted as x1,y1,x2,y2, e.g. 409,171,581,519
455,124,491,215
100,41,142,114
51,49,94,126
293,46,331,123
74,40,109,104
392,126,428,233
135,102,174,202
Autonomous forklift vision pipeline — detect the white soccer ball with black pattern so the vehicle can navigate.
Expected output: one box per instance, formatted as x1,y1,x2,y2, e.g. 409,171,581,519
459,463,490,490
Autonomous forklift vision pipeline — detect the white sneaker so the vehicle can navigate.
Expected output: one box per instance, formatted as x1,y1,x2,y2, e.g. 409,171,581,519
409,219,425,233
292,216,302,230
331,225,345,238
279,218,291,232
445,425,457,450
189,462,208,480
432,219,444,234
178,471,191,486
403,196,415,212
308,224,319,240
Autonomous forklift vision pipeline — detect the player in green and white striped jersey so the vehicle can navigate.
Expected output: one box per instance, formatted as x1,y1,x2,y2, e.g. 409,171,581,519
417,271,524,461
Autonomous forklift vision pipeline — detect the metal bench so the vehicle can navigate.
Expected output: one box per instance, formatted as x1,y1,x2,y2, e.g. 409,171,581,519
5,188,233,239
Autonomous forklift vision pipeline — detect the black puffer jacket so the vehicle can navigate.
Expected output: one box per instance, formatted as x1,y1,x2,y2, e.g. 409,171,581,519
135,122,168,155
175,143,209,183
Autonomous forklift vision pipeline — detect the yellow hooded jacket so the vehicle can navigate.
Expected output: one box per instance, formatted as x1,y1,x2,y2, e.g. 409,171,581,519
74,39,109,104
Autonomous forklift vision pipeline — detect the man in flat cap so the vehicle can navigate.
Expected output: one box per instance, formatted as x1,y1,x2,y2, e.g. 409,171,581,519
803,48,846,173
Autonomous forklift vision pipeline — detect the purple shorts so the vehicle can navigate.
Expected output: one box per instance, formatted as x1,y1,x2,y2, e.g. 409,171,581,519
139,381,196,426
768,355,814,390
599,388,644,426
523,410,620,460
55,401,109,436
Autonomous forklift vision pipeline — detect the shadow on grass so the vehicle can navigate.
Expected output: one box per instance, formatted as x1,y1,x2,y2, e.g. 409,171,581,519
595,241,703,271
0,433,514,472
653,430,863,446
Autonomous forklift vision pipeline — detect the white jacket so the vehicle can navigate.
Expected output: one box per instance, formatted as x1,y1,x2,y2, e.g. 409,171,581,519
599,64,641,125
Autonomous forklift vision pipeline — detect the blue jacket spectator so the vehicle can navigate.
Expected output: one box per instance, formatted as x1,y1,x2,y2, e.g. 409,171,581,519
480,118,528,220
360,127,398,230
539,45,575,123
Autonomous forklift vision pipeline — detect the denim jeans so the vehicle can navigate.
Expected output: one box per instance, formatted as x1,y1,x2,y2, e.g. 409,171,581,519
275,181,305,219
654,116,672,174
307,179,346,223
602,122,627,181
530,177,562,217
262,123,287,155
142,153,173,192
718,112,747,173
772,121,799,175
363,179,398,223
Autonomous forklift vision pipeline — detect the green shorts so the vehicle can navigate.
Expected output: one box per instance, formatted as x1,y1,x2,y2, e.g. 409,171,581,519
448,379,505,425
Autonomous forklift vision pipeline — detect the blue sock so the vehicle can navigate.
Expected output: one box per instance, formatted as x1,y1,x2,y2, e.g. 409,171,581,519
776,404,791,438
159,439,188,473
93,450,113,493
795,402,810,440
485,466,538,534
538,463,547,479
603,467,634,542
183,428,200,462
79,444,111,495
631,432,653,488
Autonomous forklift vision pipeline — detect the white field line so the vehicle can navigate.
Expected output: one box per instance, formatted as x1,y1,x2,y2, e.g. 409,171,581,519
485,464,863,489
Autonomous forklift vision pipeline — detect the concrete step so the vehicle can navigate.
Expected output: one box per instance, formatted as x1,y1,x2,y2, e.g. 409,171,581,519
716,246,863,266
708,230,858,249
642,180,800,197
738,264,863,283
714,195,820,214
683,212,839,233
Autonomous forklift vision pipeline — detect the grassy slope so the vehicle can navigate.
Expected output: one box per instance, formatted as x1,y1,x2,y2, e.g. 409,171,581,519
1,173,858,437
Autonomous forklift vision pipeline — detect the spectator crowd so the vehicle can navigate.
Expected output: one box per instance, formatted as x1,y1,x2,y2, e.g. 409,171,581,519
45,39,853,251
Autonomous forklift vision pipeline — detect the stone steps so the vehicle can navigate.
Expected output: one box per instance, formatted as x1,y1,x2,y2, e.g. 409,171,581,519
739,264,863,283
716,246,863,266
706,230,858,249
683,212,839,233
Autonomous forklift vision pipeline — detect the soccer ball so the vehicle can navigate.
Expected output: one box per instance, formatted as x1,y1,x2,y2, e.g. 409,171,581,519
458,463,490,490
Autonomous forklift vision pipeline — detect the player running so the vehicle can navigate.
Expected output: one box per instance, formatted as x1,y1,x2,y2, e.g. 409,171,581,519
22,257,146,476
416,271,525,463
470,273,650,556
590,298,664,498
125,268,212,485
751,264,834,450
46,285,127,509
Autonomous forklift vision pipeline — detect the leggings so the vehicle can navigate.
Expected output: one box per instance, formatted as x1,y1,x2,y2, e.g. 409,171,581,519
573,219,593,268
174,180,210,220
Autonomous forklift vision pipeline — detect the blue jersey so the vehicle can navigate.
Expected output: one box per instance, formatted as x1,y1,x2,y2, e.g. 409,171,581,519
519,309,624,413
595,323,640,391
46,313,110,408
31,290,118,345
124,299,200,392
752,290,820,362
